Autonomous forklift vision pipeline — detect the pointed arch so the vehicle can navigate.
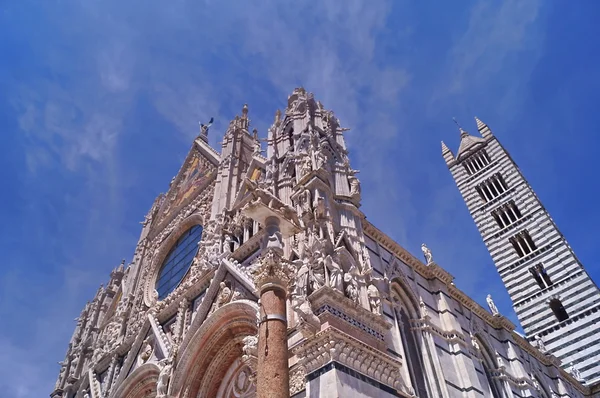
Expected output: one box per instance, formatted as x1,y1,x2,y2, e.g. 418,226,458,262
111,363,159,398
170,300,259,398
473,334,503,398
390,280,430,397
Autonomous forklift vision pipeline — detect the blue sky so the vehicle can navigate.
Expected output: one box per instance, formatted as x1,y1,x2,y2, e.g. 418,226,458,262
2,1,600,396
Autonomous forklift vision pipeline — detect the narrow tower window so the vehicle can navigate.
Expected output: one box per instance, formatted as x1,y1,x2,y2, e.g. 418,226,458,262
476,174,508,202
549,298,569,322
463,150,491,175
529,264,552,289
509,230,536,257
491,201,522,229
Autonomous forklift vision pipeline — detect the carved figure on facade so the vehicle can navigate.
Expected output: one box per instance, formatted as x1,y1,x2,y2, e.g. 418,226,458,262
325,255,344,292
348,175,361,197
486,294,500,316
530,374,540,390
421,243,433,265
367,284,381,315
138,338,154,365
495,350,505,369
534,334,547,353
344,265,362,304
156,358,173,398
470,332,480,352
419,296,429,319
569,362,581,380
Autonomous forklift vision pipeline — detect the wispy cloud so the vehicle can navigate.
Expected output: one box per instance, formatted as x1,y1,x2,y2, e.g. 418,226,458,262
2,0,588,396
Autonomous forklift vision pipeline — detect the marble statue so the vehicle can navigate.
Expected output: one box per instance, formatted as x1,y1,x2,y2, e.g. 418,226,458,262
486,294,499,316
421,243,433,264
157,359,173,398
534,334,546,353
569,362,581,380
325,255,344,292
367,284,381,315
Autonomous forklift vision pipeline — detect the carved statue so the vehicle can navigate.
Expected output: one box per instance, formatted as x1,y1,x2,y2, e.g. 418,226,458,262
156,359,173,398
216,282,232,307
313,195,326,221
223,234,233,254
300,153,312,177
325,255,344,292
495,350,504,368
242,335,258,358
139,338,153,364
367,284,381,315
344,265,361,304
569,362,581,380
530,374,539,390
419,296,429,318
199,117,214,137
534,334,546,353
470,332,480,351
292,258,310,302
486,294,499,316
421,243,433,264
348,175,361,197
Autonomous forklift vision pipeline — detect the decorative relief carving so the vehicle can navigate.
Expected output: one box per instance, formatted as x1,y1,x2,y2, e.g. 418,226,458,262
293,328,409,393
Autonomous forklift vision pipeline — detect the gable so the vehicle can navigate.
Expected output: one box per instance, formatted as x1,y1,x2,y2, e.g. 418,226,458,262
154,143,218,226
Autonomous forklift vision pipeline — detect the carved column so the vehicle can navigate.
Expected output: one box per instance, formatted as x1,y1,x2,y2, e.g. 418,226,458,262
252,216,292,398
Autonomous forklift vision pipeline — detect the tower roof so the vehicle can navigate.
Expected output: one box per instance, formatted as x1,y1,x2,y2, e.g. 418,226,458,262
456,128,485,159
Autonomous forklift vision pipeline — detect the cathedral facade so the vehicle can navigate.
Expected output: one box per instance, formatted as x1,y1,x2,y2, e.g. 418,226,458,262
52,89,599,398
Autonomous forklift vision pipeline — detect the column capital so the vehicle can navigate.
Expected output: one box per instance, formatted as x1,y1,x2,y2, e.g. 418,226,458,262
251,248,294,294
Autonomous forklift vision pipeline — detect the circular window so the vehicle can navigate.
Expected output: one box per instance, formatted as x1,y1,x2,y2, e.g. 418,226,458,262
156,225,203,300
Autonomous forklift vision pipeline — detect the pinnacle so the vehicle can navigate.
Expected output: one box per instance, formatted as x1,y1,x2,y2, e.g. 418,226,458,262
474,116,487,130
441,141,450,153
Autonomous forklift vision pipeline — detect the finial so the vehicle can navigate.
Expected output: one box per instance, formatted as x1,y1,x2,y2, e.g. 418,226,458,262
242,103,248,118
452,117,462,130
453,117,468,137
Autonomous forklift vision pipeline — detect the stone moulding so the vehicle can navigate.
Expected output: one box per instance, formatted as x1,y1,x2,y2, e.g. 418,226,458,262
309,286,391,338
293,328,407,393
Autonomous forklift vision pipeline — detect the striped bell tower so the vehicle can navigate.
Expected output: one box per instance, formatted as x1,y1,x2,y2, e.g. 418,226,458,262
443,118,600,384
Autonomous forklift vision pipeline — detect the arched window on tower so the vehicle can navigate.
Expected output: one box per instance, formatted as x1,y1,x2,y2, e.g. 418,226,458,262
549,298,569,322
391,285,430,398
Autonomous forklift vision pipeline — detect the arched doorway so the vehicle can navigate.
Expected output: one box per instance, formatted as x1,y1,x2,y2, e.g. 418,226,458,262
171,300,259,398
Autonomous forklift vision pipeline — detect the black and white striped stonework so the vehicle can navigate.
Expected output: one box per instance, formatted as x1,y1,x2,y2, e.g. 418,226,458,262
443,119,600,384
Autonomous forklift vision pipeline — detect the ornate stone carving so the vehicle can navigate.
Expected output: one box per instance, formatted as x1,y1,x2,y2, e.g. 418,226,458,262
293,328,409,393
367,284,381,315
289,366,306,396
138,338,154,366
156,358,173,398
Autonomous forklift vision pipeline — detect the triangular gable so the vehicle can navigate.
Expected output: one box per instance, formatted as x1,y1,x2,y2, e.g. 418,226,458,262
231,156,267,210
154,140,220,227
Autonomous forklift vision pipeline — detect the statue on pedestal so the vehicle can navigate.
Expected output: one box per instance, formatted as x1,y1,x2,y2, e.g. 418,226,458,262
486,294,499,316
421,243,433,265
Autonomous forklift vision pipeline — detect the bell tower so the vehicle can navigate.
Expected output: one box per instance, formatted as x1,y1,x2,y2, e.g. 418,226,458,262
443,118,600,384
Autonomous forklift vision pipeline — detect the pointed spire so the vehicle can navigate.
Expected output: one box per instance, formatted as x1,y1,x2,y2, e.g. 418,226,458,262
441,141,451,153
474,116,493,139
442,141,455,166
475,116,486,130
242,103,249,118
